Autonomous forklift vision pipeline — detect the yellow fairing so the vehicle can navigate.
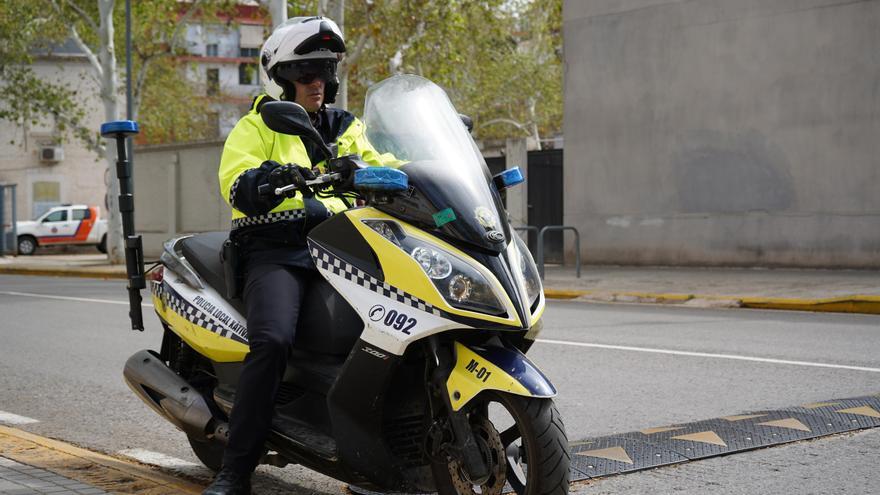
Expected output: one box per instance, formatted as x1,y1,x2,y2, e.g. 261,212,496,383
345,208,522,327
152,293,249,363
446,342,530,411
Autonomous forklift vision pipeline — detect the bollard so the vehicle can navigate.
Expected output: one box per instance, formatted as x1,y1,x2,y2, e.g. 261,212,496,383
536,226,581,280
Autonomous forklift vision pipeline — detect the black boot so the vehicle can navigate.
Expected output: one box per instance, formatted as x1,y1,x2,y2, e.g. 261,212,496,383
202,467,251,495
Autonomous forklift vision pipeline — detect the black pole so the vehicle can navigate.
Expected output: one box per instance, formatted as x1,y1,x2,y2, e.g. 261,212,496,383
116,134,144,331
101,121,143,331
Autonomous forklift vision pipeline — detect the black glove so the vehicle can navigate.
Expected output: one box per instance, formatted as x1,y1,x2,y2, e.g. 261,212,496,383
268,164,316,198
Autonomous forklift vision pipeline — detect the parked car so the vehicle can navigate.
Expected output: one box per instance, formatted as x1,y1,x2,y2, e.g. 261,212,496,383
16,204,108,255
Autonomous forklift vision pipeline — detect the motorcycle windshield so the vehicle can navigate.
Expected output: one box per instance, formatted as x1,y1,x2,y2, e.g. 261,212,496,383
364,75,509,252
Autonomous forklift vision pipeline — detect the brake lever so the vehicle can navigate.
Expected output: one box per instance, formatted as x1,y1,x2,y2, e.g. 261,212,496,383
273,173,342,196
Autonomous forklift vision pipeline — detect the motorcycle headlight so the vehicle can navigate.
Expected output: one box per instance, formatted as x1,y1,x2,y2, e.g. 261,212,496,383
363,220,506,315
512,234,542,307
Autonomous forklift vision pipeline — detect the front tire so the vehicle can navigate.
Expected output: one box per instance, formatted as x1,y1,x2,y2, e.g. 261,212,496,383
432,393,570,495
97,234,107,253
17,235,37,255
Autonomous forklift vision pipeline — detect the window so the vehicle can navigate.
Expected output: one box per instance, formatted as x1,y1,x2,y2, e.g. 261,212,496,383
72,208,91,220
32,181,60,218
206,43,218,57
43,210,67,222
240,47,259,58
207,68,219,96
238,63,257,85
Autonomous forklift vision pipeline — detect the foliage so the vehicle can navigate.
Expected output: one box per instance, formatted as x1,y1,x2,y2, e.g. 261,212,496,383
305,0,563,145
135,57,221,144
0,1,94,146
0,0,238,147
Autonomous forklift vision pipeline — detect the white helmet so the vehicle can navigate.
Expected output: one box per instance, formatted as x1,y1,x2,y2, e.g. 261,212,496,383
260,16,346,103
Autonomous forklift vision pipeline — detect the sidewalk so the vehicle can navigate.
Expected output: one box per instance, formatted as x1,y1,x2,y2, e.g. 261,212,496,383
543,264,880,314
0,425,200,495
1,254,879,314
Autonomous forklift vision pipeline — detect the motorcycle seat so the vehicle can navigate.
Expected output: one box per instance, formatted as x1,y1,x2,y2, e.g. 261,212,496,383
179,232,243,314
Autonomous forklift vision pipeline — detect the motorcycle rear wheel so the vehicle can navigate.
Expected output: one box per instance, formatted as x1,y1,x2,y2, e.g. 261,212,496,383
432,392,570,495
187,435,223,472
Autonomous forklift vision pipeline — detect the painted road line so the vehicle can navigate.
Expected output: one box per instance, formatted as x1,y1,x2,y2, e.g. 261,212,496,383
0,425,202,494
536,338,880,373
0,290,153,307
0,411,39,425
119,448,203,471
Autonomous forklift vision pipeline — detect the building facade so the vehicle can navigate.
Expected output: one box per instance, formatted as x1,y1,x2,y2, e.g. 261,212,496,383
0,5,268,225
0,42,106,221
563,0,880,268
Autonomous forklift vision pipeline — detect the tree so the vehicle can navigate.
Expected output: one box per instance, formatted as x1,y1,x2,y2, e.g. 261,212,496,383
0,0,238,262
304,0,562,146
0,2,96,149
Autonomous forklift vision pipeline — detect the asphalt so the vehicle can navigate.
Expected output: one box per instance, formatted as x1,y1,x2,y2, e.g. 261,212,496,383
2,253,879,314
2,275,879,493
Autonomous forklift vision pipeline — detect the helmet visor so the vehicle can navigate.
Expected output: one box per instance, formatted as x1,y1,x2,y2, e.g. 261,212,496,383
275,60,336,85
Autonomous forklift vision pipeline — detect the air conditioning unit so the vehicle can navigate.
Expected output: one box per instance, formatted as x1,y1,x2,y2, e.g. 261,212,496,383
40,146,64,163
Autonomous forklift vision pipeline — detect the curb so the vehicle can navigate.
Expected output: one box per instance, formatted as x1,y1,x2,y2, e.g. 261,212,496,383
0,266,126,279
544,289,880,315
3,266,878,316
0,425,202,494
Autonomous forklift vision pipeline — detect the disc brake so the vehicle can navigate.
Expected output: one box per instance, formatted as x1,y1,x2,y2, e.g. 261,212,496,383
447,416,506,495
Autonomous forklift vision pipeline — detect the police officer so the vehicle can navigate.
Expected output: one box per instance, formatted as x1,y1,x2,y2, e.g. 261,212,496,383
205,16,391,495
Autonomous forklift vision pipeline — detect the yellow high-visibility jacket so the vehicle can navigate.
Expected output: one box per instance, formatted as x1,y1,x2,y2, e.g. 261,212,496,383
219,95,392,230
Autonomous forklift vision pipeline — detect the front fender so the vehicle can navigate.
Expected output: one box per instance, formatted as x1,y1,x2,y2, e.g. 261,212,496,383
446,341,556,411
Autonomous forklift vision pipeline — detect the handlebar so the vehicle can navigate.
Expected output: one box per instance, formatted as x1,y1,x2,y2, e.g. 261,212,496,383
273,173,342,196
256,172,343,197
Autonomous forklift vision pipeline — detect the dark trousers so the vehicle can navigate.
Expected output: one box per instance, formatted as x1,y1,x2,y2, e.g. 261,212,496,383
222,263,308,474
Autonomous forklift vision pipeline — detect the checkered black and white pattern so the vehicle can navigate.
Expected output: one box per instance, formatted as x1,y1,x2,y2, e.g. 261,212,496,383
155,282,247,344
309,241,445,318
228,174,243,209
231,208,306,230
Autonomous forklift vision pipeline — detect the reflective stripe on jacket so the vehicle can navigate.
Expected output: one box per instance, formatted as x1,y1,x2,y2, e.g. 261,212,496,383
219,95,392,225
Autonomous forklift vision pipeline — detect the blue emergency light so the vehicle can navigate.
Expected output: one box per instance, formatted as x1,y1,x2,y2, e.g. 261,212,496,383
493,167,524,191
354,167,409,192
100,120,140,137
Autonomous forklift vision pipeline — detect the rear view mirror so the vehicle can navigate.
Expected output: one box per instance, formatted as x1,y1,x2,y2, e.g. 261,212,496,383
459,114,474,132
260,101,333,159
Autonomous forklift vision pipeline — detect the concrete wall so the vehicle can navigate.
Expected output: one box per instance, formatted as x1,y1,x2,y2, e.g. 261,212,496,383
133,141,228,257
563,0,880,267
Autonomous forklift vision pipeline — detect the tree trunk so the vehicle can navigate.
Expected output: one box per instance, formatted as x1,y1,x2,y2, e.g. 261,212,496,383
97,0,124,264
327,0,346,110
264,0,287,28
527,97,541,151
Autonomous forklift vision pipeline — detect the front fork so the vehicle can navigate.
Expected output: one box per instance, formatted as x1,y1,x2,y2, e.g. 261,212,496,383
426,336,492,483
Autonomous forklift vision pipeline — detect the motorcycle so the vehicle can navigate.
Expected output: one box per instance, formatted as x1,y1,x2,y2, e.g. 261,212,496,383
110,74,569,495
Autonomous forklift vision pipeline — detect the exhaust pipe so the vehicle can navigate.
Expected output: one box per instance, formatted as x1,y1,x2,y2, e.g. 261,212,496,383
123,350,226,443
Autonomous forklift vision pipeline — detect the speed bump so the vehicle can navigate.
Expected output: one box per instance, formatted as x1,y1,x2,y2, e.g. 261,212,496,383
571,435,686,477
567,392,880,483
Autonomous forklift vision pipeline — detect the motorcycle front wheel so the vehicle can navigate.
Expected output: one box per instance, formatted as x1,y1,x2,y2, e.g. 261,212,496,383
432,392,570,495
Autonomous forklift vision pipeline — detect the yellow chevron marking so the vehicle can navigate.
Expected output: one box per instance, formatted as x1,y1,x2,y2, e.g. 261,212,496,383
836,406,880,419
722,414,767,422
671,431,727,447
757,418,811,432
576,446,634,464
640,426,684,435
